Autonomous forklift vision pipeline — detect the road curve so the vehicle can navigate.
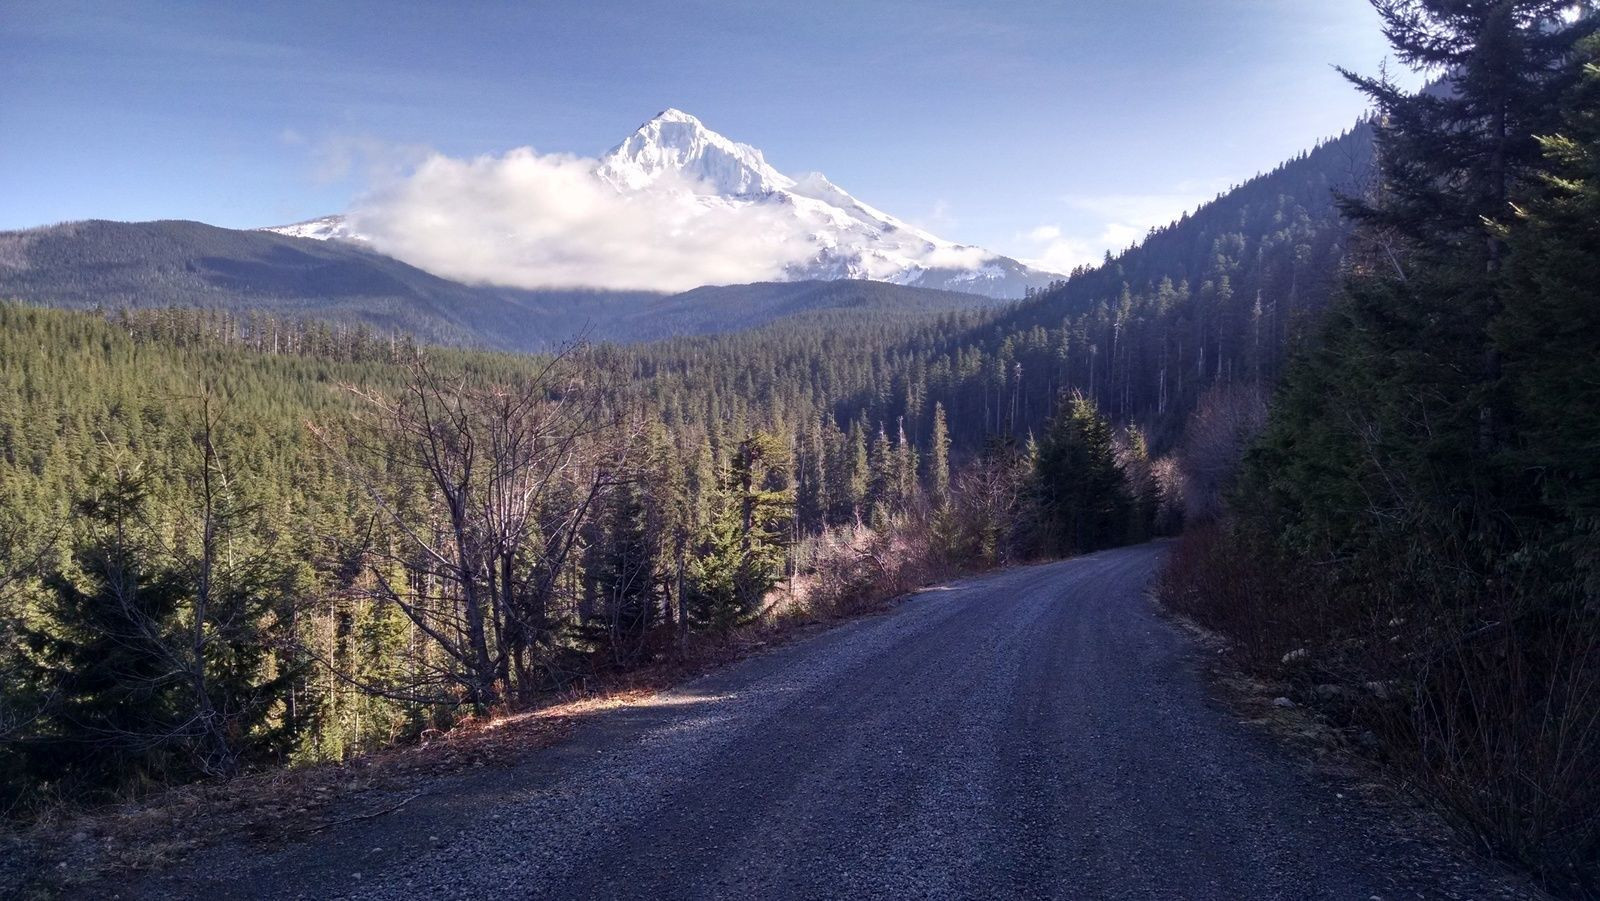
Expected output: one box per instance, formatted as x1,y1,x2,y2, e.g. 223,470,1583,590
133,542,1525,900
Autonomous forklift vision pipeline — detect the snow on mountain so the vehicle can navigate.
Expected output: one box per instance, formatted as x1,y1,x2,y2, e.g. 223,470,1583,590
259,214,361,242
595,108,793,196
262,109,1062,298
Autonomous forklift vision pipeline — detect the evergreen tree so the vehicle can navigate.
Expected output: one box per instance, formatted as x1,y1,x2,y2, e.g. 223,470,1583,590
684,433,793,631
17,452,294,795
1338,0,1596,455
845,415,870,521
1033,393,1129,553
19,470,193,799
1118,425,1159,543
1493,34,1600,590
928,402,951,507
892,417,919,511
866,423,893,528
584,475,661,657
796,418,829,531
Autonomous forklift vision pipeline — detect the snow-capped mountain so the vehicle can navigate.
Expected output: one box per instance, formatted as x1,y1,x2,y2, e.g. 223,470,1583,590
263,109,1061,298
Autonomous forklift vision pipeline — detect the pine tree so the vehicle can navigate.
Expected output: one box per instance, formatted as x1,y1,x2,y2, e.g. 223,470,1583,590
929,402,951,508
1033,392,1129,553
846,415,869,521
684,432,793,631
1118,425,1158,543
866,423,893,528
1493,33,1600,590
1339,1,1596,452
893,417,919,513
796,418,829,532
20,470,193,798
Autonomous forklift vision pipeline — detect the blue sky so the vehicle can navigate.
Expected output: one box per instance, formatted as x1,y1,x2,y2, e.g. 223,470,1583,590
0,0,1420,271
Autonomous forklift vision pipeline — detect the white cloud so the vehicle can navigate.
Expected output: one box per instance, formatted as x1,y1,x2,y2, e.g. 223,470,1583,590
1099,221,1143,251
349,147,820,292
1016,227,1096,274
1013,180,1231,273
1060,187,1221,229
920,243,993,271
915,198,958,232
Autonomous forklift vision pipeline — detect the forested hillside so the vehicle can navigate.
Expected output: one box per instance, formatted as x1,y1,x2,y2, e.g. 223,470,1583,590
836,123,1374,452
0,295,1172,811
0,220,1005,350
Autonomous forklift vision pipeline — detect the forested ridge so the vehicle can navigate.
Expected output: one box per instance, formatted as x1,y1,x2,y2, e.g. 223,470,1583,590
0,220,1009,351
0,296,1171,808
834,123,1372,452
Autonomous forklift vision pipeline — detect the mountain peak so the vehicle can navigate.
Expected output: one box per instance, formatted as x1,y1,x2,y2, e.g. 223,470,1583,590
597,108,794,196
650,107,702,125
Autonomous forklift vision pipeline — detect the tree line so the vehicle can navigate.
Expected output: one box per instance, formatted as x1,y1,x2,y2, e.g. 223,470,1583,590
1162,3,1600,891
0,298,1171,811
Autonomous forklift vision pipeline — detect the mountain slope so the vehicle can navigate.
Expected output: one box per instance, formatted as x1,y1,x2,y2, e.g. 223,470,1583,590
264,109,1062,299
803,122,1379,451
0,220,1005,350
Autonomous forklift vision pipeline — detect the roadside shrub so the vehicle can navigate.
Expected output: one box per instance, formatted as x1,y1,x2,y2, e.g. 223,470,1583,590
802,517,937,618
1156,523,1313,669
1159,527,1600,893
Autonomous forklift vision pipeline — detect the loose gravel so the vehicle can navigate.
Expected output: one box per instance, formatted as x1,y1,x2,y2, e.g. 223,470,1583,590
127,543,1538,900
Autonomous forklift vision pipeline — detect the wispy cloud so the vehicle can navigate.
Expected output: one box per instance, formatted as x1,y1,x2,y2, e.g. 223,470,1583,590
913,198,958,233
1013,179,1231,273
306,135,432,186
1013,224,1103,274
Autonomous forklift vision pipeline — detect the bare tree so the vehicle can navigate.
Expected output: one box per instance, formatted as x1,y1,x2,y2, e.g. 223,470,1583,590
313,348,622,711
1177,382,1268,523
952,446,1030,566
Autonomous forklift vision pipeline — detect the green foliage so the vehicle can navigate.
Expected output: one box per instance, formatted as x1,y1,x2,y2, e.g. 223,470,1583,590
12,460,294,805
1119,426,1159,543
16,471,193,801
928,402,951,508
582,422,688,662
1033,393,1131,553
684,433,794,632
1494,42,1600,592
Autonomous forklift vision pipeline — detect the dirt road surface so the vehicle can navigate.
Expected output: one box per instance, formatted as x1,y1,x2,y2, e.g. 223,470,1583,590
128,543,1532,900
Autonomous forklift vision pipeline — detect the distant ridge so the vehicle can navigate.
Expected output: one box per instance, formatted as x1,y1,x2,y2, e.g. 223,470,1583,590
0,219,1008,351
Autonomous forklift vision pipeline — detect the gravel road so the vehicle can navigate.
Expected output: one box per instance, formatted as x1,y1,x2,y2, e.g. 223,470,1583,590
130,542,1531,900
